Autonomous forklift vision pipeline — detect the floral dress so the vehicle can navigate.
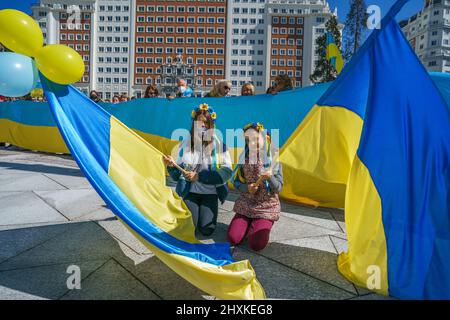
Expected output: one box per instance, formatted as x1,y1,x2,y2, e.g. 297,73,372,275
233,161,281,221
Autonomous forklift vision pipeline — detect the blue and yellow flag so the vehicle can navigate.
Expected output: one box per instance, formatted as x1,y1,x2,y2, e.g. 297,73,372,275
326,31,343,74
317,0,450,299
39,77,265,300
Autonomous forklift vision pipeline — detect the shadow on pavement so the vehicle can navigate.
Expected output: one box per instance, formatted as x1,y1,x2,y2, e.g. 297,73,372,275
0,220,360,300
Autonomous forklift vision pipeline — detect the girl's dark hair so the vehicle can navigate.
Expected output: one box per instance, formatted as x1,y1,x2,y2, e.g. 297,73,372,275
190,110,214,150
274,74,293,90
144,85,159,98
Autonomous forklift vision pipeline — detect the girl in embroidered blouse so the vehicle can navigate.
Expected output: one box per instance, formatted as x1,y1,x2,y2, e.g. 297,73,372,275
228,122,283,251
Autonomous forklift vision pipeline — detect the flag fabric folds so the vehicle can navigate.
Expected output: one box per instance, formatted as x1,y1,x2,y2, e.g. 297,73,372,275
40,76,265,300
326,31,344,75
316,0,450,299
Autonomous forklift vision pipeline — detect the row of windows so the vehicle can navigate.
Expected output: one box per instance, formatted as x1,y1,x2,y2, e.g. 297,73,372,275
137,16,225,24
231,28,265,35
232,18,264,25
272,28,303,35
231,70,264,77
136,67,224,76
230,60,264,66
232,8,264,14
60,13,91,20
98,26,129,33
270,70,298,78
232,39,265,45
137,26,225,34
98,46,129,53
60,33,90,41
272,17,304,25
98,57,129,63
99,5,130,12
271,59,303,67
98,77,128,84
60,23,90,30
99,15,129,22
271,8,322,15
137,6,226,14
136,37,225,45
136,57,224,66
98,67,128,74
136,47,224,55
137,37,224,45
271,69,302,78
98,36,129,43
271,48,303,56
231,49,264,56
272,38,303,46
135,77,222,87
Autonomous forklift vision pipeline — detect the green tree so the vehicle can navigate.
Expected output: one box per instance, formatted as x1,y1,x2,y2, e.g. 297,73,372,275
343,0,368,61
310,14,342,84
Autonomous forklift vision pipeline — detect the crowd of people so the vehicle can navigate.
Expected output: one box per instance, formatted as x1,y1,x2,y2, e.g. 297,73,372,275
87,74,294,103
0,75,294,104
0,93,46,102
0,75,293,104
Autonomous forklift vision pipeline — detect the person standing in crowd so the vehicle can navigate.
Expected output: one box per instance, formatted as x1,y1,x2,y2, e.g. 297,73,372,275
205,80,232,97
89,90,102,103
112,95,120,104
163,103,232,236
241,83,255,96
120,94,129,102
175,78,194,98
266,74,293,95
227,122,283,251
144,85,159,98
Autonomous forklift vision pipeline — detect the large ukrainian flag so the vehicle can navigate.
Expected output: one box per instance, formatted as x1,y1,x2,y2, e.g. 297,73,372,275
314,0,449,299
40,77,265,300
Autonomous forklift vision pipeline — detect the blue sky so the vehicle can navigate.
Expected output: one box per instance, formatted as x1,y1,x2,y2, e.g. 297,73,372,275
0,0,424,23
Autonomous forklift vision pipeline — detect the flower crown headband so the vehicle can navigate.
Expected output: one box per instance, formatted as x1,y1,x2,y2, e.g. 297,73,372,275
191,103,217,123
243,122,272,144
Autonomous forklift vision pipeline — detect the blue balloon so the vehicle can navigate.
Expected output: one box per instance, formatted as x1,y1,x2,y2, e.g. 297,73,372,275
0,52,38,97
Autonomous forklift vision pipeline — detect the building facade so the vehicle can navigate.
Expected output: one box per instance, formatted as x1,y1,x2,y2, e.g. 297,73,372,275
226,0,267,95
30,0,339,97
266,0,336,89
92,0,134,100
132,0,227,98
401,0,450,73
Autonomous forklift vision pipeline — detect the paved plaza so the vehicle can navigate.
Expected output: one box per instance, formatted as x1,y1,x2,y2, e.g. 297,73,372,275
0,146,391,300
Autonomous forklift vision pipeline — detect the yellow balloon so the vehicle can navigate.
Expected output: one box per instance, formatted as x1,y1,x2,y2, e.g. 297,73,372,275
0,9,44,57
35,45,85,85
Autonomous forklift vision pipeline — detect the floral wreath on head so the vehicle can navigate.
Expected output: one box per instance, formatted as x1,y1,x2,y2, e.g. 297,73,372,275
243,122,271,142
191,103,217,124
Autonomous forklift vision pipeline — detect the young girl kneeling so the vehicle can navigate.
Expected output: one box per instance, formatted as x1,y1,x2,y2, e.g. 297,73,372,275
163,104,232,236
228,122,283,251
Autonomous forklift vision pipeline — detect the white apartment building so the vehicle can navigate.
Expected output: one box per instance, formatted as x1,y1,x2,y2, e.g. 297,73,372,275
227,0,338,95
92,0,134,100
226,0,268,95
401,0,450,73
